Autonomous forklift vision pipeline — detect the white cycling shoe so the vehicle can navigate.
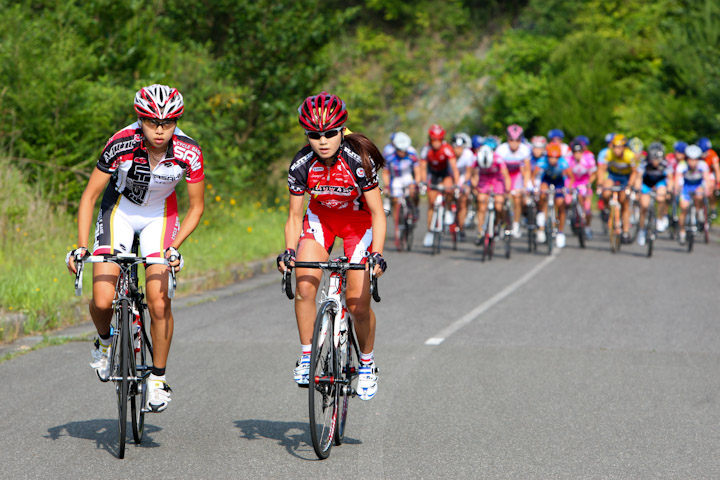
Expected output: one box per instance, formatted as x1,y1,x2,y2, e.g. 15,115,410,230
357,362,378,401
556,232,566,248
146,375,172,412
423,232,434,247
90,339,111,382
294,354,310,386
512,222,522,239
536,230,547,244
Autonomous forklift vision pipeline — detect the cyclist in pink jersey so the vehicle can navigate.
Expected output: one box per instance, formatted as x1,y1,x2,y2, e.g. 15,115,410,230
566,138,597,238
65,84,205,413
494,124,531,239
470,145,511,242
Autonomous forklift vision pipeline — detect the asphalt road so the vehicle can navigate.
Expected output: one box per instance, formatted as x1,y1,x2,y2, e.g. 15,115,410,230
1,217,719,479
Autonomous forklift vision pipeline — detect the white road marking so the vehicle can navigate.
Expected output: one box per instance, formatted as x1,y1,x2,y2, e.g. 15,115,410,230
424,253,557,345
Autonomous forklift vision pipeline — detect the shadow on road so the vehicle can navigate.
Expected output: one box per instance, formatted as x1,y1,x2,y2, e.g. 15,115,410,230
234,419,361,460
45,419,161,457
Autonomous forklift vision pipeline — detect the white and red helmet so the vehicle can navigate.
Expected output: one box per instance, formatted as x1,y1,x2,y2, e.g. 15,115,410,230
134,84,185,119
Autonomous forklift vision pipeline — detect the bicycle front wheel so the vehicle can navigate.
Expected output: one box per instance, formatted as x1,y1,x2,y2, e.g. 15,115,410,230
309,301,338,459
116,300,130,459
335,322,358,446
131,305,148,444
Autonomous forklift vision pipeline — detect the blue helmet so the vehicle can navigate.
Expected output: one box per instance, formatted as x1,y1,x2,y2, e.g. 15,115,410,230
471,135,485,150
604,132,615,144
698,137,712,153
576,135,590,147
484,137,498,150
548,128,565,140
673,141,688,154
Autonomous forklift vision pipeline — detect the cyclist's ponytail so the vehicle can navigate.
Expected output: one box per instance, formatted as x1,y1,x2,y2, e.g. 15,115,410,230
344,133,385,175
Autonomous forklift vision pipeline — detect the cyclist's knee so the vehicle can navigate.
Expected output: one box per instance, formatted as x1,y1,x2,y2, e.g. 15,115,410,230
90,295,113,314
347,301,370,321
146,296,171,320
295,281,318,302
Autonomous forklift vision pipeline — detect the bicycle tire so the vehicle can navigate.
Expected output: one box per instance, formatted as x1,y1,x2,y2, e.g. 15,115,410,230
576,204,586,249
645,206,654,258
504,230,511,259
609,205,619,253
131,304,148,444
547,206,554,256
335,323,359,446
116,299,130,459
405,213,414,252
703,200,710,244
309,301,338,459
630,200,641,242
527,203,536,253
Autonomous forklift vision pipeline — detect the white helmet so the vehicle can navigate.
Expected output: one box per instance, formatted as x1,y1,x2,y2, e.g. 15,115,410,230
392,131,412,151
477,145,495,169
452,132,472,148
685,144,702,160
134,84,184,119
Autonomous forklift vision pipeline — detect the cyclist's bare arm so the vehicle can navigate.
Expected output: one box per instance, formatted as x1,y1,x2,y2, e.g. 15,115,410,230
280,194,305,272
449,157,460,185
69,168,111,274
170,180,205,254
364,188,387,278
419,159,428,184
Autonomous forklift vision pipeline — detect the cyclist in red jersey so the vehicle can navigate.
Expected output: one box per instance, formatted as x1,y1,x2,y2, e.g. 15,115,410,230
65,84,205,413
420,124,459,247
277,92,386,401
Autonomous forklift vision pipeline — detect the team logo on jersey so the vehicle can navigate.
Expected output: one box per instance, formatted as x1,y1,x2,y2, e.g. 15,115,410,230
312,166,325,172
320,200,349,209
356,167,365,178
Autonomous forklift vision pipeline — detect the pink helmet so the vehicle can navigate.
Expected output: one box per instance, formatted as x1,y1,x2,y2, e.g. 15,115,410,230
428,124,446,140
134,84,184,119
507,124,524,141
298,92,348,132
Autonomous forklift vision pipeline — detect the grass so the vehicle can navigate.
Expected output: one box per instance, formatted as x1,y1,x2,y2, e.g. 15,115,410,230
0,160,288,342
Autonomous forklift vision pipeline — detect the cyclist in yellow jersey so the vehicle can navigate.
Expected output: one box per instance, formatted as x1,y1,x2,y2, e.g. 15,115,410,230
597,134,638,243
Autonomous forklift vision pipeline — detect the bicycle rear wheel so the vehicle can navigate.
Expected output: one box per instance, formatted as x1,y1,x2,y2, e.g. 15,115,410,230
646,206,655,258
116,300,130,459
576,204,586,249
309,302,338,459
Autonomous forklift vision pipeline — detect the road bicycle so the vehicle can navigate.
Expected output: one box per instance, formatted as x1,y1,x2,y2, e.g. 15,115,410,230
73,244,175,459
477,188,511,261
604,186,624,253
544,184,558,255
643,191,658,257
524,187,539,253
427,184,459,254
282,256,380,460
628,189,641,242
569,188,588,249
392,187,417,252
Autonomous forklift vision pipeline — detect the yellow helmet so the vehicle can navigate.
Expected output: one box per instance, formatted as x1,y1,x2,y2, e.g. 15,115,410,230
611,134,627,147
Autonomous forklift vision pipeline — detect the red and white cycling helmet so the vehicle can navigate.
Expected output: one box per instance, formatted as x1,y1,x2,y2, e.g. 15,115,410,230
531,136,547,148
134,84,184,119
428,124,446,140
298,91,348,132
506,124,524,141
477,145,495,169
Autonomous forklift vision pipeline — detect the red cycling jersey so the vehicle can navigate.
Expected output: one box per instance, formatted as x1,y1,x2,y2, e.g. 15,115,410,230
287,143,379,217
422,142,456,173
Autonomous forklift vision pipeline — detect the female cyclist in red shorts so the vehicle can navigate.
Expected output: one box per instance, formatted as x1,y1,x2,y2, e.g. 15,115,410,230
66,84,205,412
277,92,387,401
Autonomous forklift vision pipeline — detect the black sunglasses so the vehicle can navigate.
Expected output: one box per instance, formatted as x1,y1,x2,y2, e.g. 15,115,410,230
142,117,177,129
306,128,343,140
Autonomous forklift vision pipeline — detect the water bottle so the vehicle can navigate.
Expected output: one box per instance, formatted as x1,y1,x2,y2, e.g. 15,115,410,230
131,308,141,353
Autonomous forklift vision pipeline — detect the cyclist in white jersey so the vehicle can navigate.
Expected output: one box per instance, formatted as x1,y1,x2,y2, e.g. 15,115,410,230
495,124,531,238
451,132,476,240
65,85,205,413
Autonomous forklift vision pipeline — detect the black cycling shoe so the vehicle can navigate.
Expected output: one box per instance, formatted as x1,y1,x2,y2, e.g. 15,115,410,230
621,232,632,244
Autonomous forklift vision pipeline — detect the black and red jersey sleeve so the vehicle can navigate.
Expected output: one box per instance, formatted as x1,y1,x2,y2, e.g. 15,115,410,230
96,125,139,174
287,146,315,196
342,145,379,192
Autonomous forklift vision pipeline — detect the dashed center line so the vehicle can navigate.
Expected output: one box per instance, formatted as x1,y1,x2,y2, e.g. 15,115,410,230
424,253,557,345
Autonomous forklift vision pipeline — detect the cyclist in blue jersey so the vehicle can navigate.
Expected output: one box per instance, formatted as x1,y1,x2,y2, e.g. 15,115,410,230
535,143,573,247
382,132,420,248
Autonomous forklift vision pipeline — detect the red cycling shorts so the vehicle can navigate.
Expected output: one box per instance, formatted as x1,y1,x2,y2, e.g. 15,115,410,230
299,206,373,264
